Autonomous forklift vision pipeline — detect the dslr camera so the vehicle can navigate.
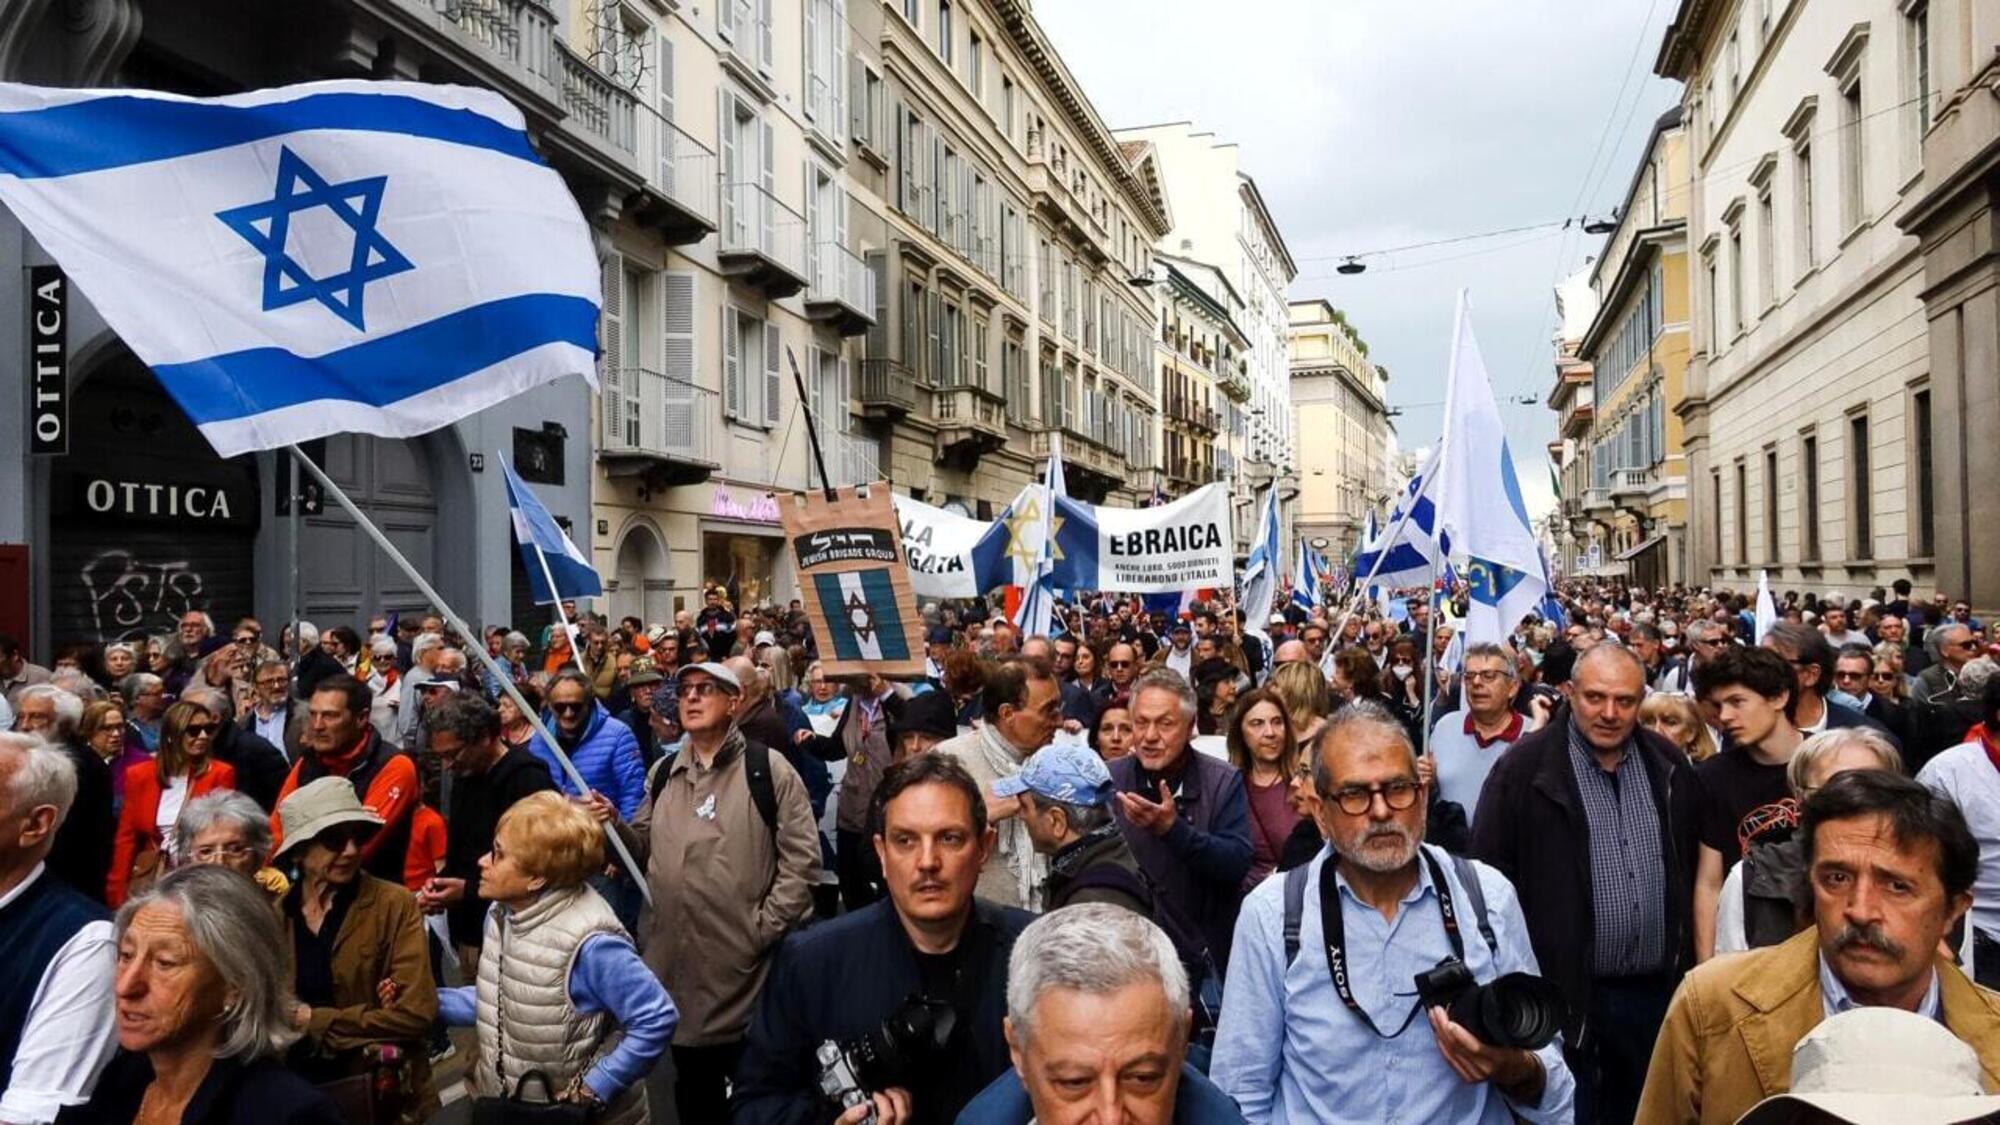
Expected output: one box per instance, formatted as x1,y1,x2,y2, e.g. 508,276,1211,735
816,994,957,1123
1413,958,1564,1050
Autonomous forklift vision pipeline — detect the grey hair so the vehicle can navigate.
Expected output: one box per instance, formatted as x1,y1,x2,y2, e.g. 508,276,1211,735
1786,727,1904,796
1006,903,1190,1045
502,631,530,653
178,684,233,722
295,620,319,648
171,790,273,865
412,632,445,662
48,670,104,704
104,642,137,663
1961,657,2000,697
1033,795,1112,836
1311,700,1418,798
432,647,467,674
118,672,163,703
116,865,300,1060
369,635,399,660
17,684,85,736
1130,668,1198,722
1461,642,1517,677
1,732,77,828
1929,623,1972,661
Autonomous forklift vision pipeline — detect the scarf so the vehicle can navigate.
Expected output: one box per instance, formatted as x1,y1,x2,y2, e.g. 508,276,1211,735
972,722,1041,905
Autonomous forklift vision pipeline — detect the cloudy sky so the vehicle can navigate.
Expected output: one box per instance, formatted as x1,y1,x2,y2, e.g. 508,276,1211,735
1037,0,1683,516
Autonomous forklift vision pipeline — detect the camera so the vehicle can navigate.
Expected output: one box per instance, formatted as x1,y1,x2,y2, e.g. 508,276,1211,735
1413,958,1564,1050
816,994,957,1123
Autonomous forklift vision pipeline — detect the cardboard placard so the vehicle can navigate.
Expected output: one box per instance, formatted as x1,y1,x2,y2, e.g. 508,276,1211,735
781,485,926,680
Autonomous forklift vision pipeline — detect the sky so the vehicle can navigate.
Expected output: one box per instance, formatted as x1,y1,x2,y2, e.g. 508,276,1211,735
1036,0,1684,519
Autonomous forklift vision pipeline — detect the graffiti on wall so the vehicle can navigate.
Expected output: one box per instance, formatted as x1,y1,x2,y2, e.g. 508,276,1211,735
79,550,206,643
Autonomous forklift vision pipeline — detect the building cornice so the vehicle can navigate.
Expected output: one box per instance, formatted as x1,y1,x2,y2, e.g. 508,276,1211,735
990,0,1172,238
1579,221,1687,357
1655,0,1719,80
1236,174,1298,280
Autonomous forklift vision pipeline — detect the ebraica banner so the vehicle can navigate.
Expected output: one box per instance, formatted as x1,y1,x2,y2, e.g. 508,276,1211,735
782,485,926,680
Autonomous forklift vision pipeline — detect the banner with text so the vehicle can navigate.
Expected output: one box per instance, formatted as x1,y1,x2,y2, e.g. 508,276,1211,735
891,494,1008,598
783,486,927,679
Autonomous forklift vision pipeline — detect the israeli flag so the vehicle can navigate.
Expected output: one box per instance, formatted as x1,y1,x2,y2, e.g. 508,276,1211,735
1292,539,1326,612
813,570,913,662
1435,292,1548,646
1353,448,1450,591
502,455,602,605
0,80,600,458
1241,487,1282,640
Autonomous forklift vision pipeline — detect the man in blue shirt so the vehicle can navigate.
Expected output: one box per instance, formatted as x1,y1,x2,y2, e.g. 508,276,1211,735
1211,701,1574,1124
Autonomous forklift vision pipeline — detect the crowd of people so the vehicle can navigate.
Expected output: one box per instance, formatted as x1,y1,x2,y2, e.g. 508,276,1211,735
5,572,2000,1124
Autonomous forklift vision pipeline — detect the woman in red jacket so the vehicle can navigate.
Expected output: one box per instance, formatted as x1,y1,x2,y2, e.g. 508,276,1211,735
109,700,237,906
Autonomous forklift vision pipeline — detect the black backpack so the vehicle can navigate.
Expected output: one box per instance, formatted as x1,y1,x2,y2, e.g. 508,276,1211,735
645,738,779,837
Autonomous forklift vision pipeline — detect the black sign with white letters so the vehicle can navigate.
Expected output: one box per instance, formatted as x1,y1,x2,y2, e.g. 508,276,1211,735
28,265,65,455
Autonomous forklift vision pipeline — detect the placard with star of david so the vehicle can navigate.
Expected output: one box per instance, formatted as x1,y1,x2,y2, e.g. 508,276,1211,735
779,485,927,680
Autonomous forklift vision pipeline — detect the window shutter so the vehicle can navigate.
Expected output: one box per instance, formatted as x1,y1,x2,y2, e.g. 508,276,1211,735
760,119,776,252
850,56,866,141
838,354,852,438
866,251,888,358
719,93,739,242
764,321,782,426
831,1,848,136
600,256,625,444
805,164,820,291
758,0,775,73
804,0,819,123
926,289,941,384
660,272,696,449
808,345,825,424
719,0,735,42
723,307,742,418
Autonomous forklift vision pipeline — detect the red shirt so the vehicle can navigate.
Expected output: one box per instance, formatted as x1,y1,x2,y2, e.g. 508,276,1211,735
404,803,448,892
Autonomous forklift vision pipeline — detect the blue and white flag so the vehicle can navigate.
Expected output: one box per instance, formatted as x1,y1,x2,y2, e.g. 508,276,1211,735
1352,449,1449,591
501,456,601,605
0,80,600,458
1435,292,1546,646
1292,539,1328,612
1013,438,1067,639
1240,487,1282,641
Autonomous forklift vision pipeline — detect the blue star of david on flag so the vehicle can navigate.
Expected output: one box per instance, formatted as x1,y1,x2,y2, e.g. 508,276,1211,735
1465,557,1531,606
215,145,413,330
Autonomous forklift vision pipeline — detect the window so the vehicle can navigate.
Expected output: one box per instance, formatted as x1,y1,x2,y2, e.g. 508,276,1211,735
967,31,983,97
1735,461,1749,565
1703,246,1721,354
1712,471,1725,564
1850,413,1872,559
722,306,777,426
1839,76,1866,232
1801,432,1821,560
1001,76,1016,142
1910,3,1932,136
903,0,920,25
1794,137,1816,271
1913,387,1935,556
902,279,926,377
804,0,846,139
1755,181,1776,310
852,66,883,152
971,315,990,392
937,0,953,65
1728,216,1745,335
1726,29,1742,97
1764,447,1779,564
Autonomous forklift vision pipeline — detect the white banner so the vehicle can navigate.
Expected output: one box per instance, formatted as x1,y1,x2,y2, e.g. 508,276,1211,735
1072,483,1235,593
892,494,998,598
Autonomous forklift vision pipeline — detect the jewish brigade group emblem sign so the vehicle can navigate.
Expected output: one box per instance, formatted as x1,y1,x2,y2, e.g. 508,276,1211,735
780,485,927,680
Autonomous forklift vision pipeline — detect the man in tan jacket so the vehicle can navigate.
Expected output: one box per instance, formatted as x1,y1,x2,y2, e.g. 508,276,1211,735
612,661,820,1125
933,654,1062,909
1637,769,2000,1124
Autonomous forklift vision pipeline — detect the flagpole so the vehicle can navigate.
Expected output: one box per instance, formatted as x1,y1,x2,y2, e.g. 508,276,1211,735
285,444,652,908
1420,562,1441,749
531,541,588,675
1326,467,1439,659
785,347,839,501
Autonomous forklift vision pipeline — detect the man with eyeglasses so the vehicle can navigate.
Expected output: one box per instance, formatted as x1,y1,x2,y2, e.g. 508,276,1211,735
1761,623,1896,748
1101,643,1142,708
1215,703,1575,1124
1829,644,1910,748
1918,623,1980,702
1472,645,1699,1124
541,669,646,822
1300,624,1330,667
1428,644,1548,832
245,658,300,760
603,660,819,1124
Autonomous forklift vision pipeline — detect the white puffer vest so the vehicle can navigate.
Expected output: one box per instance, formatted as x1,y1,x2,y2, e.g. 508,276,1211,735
475,884,649,1125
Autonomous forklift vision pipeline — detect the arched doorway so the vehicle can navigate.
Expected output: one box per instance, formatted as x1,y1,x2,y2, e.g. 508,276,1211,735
613,521,672,627
47,353,261,648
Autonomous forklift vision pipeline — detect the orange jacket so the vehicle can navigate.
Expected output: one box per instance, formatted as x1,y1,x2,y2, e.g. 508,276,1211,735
108,759,237,907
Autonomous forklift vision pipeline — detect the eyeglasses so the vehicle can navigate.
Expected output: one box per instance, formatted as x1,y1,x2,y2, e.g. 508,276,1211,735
677,681,724,700
191,843,253,862
1462,669,1512,685
549,701,588,715
233,635,258,645
183,722,217,737
1106,660,1133,669
1325,779,1422,816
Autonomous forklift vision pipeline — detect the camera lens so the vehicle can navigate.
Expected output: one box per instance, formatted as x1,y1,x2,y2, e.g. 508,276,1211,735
1456,973,1565,1050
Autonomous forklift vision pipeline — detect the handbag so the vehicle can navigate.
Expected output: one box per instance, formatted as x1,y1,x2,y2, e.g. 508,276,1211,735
470,1071,593,1125
126,835,165,899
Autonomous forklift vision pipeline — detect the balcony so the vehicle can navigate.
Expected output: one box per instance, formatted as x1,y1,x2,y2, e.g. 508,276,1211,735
1023,131,1106,264
599,368,720,486
631,107,718,244
719,182,809,298
805,242,875,337
858,358,920,419
1582,486,1614,515
555,41,637,168
1035,429,1122,503
1216,367,1252,403
932,385,1009,471
837,432,884,486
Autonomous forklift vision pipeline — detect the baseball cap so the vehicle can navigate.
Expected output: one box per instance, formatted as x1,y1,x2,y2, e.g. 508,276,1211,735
753,630,777,648
992,743,1114,806
679,662,742,694
927,626,954,646
1169,619,1192,635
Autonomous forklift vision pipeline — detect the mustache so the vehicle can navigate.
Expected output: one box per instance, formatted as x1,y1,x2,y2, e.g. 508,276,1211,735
1832,922,1907,959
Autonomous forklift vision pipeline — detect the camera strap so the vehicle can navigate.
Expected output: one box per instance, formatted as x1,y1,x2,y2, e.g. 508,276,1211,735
1317,846,1465,1039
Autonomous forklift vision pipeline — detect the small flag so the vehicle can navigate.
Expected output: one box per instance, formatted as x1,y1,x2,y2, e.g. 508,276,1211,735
502,455,601,605
814,570,912,662
1353,449,1450,590
1755,570,1778,643
0,80,600,458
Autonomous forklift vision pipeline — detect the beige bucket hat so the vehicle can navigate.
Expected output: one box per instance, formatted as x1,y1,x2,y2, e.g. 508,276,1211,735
273,776,384,861
1736,1006,2000,1125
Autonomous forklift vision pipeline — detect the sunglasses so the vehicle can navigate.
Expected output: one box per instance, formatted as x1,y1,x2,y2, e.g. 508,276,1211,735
549,701,588,714
233,634,258,644
677,681,725,700
183,722,218,737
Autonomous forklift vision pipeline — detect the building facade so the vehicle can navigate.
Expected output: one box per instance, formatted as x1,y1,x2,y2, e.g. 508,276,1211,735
0,0,631,652
1572,109,1693,590
1113,122,1300,552
1287,299,1392,562
1152,255,1246,499
1657,0,1940,595
1550,265,1600,578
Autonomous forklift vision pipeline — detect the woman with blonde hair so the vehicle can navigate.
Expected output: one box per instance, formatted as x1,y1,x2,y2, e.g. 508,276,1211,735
1266,661,1333,748
443,791,677,1122
1638,691,1717,762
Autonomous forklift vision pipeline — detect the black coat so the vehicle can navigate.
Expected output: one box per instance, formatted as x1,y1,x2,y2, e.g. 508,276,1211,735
210,719,290,811
59,1052,342,1125
731,898,1032,1125
1469,711,1700,1043
47,739,112,903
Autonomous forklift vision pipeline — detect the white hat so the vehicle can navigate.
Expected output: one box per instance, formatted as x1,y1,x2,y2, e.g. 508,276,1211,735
753,630,777,648
1736,1006,2000,1125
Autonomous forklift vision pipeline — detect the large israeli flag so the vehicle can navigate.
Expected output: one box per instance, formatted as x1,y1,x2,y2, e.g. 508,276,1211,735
0,80,600,458
501,456,602,605
1352,448,1449,591
1436,292,1547,646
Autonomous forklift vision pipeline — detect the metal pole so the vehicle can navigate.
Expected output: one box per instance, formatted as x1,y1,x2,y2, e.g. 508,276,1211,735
785,346,839,500
1323,467,1438,672
532,542,588,675
285,444,652,908
1420,566,1441,748
288,453,302,671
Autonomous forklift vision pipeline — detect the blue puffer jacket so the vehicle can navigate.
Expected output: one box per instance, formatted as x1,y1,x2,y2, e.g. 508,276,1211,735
955,1061,1246,1124
535,700,647,819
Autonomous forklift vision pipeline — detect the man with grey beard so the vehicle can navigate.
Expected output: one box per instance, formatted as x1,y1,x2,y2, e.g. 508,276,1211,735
1212,703,1573,1124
